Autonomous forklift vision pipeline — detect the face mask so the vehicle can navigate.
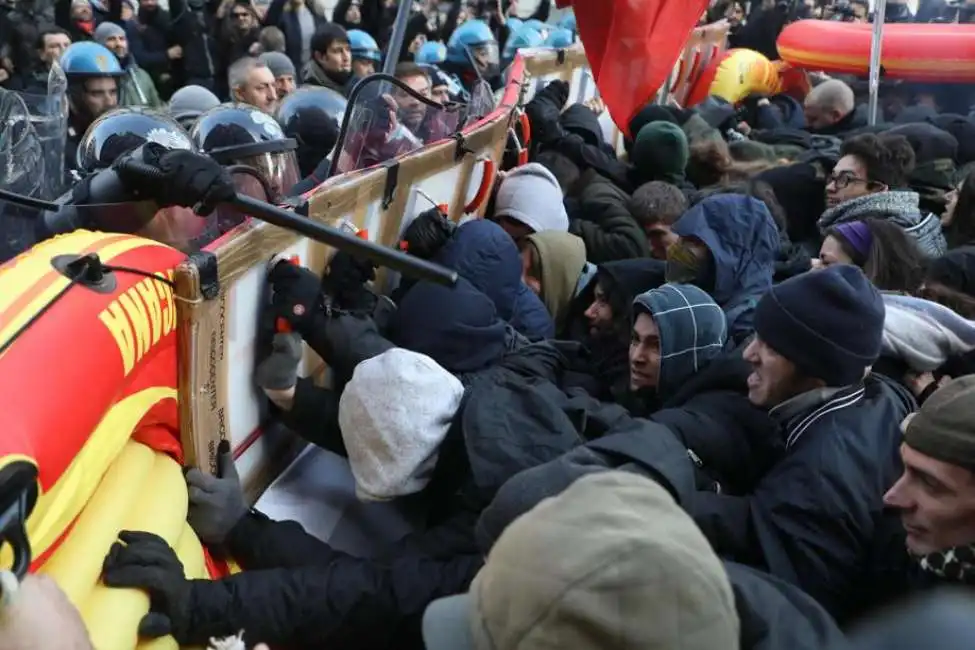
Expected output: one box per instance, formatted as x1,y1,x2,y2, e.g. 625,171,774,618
665,239,706,284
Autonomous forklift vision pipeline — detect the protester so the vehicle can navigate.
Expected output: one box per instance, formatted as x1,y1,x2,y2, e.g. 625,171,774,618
491,162,570,242
816,217,925,293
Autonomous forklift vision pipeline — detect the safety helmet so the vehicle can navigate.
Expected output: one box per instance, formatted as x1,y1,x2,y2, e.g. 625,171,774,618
415,41,448,66
523,18,549,39
191,103,299,199
348,29,381,62
76,106,193,174
545,27,574,49
505,17,524,32
420,64,466,103
557,11,577,33
446,19,498,66
502,25,544,63
275,86,346,177
59,42,123,78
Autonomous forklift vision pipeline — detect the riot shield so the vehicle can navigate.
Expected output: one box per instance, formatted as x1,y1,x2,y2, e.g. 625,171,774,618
329,74,465,177
0,86,46,262
464,78,497,126
14,63,69,200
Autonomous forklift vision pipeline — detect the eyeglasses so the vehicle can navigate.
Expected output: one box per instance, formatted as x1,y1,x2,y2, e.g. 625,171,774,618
827,171,871,190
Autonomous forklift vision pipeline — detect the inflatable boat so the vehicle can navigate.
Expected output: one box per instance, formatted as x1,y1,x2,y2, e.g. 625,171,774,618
0,22,730,649
778,20,975,83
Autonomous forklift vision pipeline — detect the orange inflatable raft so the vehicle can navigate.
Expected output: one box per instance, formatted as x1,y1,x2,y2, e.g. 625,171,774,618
778,20,975,83
0,231,224,649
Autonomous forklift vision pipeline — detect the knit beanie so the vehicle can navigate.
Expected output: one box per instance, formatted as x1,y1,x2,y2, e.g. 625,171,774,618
631,121,689,185
494,163,569,233
259,51,296,79
168,85,221,124
753,264,885,386
904,375,975,473
94,21,125,44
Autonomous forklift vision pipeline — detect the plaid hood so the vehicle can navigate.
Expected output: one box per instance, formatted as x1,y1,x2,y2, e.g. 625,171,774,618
634,283,728,399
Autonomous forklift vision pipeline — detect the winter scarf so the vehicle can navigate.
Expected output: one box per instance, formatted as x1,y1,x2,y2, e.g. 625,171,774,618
818,190,947,258
915,544,975,585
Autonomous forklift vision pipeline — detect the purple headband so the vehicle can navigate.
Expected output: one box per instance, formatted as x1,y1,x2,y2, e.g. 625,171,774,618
833,220,873,260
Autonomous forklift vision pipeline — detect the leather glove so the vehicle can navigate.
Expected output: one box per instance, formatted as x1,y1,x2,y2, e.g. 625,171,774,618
117,143,236,216
399,207,456,260
525,80,570,146
267,260,326,339
323,250,378,314
254,332,303,391
185,442,248,546
102,531,192,640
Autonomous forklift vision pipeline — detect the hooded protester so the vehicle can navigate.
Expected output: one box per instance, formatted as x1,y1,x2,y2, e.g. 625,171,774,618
491,162,569,242
562,258,666,401
432,219,555,341
94,21,163,107
426,472,844,650
819,134,948,258
629,283,782,492
665,194,779,343
520,231,595,334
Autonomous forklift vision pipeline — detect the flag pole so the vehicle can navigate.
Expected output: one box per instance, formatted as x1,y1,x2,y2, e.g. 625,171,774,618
867,0,887,126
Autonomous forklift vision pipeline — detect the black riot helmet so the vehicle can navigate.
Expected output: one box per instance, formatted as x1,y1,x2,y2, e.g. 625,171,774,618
190,103,300,200
76,106,194,174
275,86,346,178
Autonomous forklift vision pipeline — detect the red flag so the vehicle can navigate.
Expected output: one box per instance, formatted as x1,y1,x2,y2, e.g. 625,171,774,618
558,0,710,137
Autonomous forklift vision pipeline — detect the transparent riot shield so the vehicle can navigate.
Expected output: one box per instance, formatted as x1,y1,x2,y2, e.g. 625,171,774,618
0,86,46,262
464,78,497,126
329,74,465,177
13,63,69,200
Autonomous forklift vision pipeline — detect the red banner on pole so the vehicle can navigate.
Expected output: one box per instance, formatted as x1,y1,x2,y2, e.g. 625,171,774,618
558,0,710,136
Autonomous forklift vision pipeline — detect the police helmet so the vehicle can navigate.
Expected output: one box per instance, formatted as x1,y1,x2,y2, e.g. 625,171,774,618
505,17,524,31
275,86,346,177
348,29,381,62
415,41,448,66
502,25,544,63
77,107,193,174
60,42,124,78
545,27,574,49
523,18,549,39
557,11,577,33
191,103,299,199
446,20,498,66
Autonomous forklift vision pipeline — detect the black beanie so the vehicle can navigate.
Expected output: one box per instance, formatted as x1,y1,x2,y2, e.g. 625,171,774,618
754,264,885,386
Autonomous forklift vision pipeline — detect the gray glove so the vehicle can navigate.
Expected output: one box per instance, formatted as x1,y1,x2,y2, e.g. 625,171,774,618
185,442,247,545
254,332,303,390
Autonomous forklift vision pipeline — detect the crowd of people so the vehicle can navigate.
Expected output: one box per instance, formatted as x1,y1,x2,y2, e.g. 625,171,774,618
6,0,975,648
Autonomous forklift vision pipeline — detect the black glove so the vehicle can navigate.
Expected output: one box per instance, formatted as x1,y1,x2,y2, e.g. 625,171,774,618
102,531,192,640
399,207,456,260
526,80,570,146
185,441,249,545
267,260,326,339
323,250,377,313
117,143,236,216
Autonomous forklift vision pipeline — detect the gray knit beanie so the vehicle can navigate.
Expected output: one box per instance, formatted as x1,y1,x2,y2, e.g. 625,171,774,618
259,52,296,79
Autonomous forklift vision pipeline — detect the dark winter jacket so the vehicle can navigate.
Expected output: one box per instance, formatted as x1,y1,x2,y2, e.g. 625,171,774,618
689,374,916,621
262,0,327,72
570,169,649,263
433,219,554,340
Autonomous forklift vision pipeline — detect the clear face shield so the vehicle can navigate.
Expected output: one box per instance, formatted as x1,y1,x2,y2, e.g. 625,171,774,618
228,149,301,201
